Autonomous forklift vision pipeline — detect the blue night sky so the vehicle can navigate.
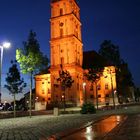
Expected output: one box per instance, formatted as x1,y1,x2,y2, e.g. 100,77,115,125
0,0,140,102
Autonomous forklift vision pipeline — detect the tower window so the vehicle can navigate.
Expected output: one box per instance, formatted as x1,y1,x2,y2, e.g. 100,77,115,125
60,8,63,15
61,57,64,65
78,59,80,65
60,28,63,37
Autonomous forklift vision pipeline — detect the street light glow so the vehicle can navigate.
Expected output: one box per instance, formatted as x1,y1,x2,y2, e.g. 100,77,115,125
0,41,11,103
2,42,11,48
83,82,86,87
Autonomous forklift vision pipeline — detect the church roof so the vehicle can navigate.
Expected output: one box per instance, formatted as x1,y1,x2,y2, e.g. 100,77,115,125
51,0,61,3
51,0,76,3
82,50,112,69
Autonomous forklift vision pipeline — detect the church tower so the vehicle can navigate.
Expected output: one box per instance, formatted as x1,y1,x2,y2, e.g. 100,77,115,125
50,0,84,106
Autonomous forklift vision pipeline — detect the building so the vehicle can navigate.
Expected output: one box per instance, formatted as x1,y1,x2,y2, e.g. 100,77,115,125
24,88,36,109
83,51,117,106
35,0,118,110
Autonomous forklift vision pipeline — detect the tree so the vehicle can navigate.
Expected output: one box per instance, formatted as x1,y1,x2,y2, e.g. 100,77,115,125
57,66,74,111
16,30,49,117
117,62,134,103
99,40,122,66
84,68,103,109
5,60,26,118
99,40,134,104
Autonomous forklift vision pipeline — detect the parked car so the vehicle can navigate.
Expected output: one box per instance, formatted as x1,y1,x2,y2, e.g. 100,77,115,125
7,106,13,111
0,104,4,110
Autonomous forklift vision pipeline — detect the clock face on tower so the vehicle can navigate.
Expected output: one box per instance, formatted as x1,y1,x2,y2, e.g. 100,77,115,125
59,22,64,27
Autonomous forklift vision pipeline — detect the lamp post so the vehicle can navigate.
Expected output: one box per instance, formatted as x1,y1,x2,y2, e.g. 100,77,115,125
0,42,11,103
83,82,87,104
108,68,116,108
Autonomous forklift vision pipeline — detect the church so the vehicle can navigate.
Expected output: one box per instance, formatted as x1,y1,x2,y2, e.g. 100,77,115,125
35,0,117,110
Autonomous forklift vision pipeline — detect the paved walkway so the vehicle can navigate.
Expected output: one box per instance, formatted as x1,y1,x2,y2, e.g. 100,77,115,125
103,114,140,140
0,113,109,140
0,104,140,140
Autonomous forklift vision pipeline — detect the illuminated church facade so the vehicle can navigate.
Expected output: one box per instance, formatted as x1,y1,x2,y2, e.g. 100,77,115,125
35,0,117,110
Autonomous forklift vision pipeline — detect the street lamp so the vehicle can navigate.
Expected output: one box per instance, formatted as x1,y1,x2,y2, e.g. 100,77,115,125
83,82,87,104
107,68,116,108
0,42,11,103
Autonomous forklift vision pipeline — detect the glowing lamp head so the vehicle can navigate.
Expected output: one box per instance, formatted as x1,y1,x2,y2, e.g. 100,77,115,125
2,42,11,48
83,82,86,86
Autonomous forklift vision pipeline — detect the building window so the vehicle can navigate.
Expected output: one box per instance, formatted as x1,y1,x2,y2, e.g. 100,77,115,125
90,85,93,91
60,8,63,15
41,98,45,105
60,28,63,37
48,88,50,94
105,83,108,90
42,82,44,84
78,59,80,65
61,57,64,65
98,94,101,98
105,94,109,98
42,89,45,94
97,84,101,90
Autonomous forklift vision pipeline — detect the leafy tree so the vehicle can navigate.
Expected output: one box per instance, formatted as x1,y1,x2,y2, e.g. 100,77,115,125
5,60,26,118
84,68,103,109
117,62,134,102
16,30,49,117
99,40,122,106
57,66,74,111
99,40,134,103
99,40,122,66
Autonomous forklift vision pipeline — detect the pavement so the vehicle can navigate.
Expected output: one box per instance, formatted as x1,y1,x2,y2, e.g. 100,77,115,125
103,114,140,140
0,104,140,140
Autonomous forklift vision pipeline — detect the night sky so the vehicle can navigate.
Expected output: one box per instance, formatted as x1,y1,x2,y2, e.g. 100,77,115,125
0,0,140,102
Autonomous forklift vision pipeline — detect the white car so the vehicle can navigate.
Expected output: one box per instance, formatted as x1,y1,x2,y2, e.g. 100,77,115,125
0,103,4,110
0,106,3,110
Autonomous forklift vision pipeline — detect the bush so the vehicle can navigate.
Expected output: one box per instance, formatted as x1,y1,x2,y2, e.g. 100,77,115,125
80,103,96,114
